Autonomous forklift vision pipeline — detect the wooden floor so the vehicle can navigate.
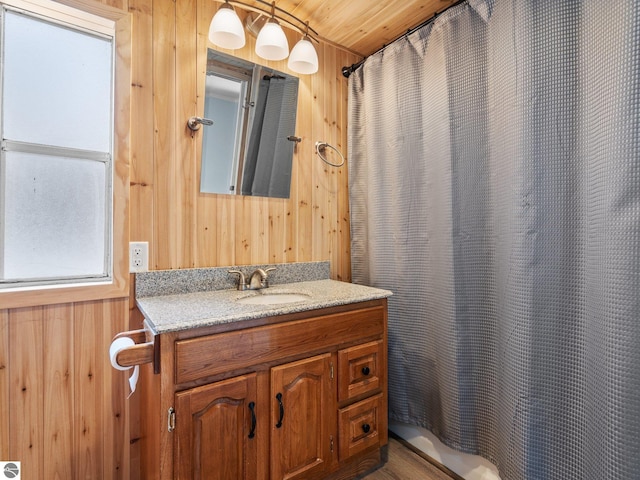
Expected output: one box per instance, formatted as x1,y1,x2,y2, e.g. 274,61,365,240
360,437,458,480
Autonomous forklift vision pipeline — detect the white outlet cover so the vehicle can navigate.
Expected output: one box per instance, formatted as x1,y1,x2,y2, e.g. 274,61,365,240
129,241,149,273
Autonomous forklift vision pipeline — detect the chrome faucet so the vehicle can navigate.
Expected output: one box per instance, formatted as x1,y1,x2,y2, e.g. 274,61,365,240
248,267,276,290
229,267,276,291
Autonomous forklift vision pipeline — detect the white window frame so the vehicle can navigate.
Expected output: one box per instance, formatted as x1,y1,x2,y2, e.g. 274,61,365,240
0,0,129,307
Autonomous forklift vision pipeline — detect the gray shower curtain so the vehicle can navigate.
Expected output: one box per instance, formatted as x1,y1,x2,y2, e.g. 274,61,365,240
348,1,640,479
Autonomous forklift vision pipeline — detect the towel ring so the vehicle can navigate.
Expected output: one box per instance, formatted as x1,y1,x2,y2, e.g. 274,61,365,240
315,141,345,167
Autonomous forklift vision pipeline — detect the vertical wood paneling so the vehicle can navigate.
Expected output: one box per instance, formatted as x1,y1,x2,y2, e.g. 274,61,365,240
153,0,178,270
269,199,286,264
251,197,269,263
127,0,153,409
126,306,145,477
234,200,251,264
129,0,155,248
324,42,339,277
74,301,106,479
9,307,44,480
1,300,131,480
216,197,237,265
336,48,351,282
1,298,132,478
311,41,329,264
296,76,314,262
284,180,298,263
102,298,129,479
195,0,219,268
43,304,75,479
0,310,8,460
176,0,198,269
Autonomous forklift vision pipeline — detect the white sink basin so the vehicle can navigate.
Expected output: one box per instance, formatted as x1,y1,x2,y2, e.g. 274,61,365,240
236,292,311,305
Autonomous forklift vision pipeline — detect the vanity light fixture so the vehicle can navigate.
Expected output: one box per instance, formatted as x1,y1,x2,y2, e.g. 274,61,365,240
255,4,289,61
208,0,246,49
288,22,318,74
209,0,320,74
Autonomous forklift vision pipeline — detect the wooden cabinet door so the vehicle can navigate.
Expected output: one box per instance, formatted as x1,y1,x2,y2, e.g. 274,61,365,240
174,373,259,480
270,353,333,480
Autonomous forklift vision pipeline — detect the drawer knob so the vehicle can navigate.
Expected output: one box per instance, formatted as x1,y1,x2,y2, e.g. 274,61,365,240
362,423,371,434
361,366,370,376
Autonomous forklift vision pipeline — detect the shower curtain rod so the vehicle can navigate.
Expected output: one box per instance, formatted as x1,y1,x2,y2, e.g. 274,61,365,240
341,0,466,78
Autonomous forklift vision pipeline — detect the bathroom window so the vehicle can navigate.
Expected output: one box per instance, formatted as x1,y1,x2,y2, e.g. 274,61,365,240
0,0,129,302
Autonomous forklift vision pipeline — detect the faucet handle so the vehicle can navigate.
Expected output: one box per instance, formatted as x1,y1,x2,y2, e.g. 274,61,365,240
228,270,247,290
263,267,276,286
251,267,276,289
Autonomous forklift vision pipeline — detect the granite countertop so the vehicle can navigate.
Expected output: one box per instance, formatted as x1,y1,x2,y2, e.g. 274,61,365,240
137,279,392,334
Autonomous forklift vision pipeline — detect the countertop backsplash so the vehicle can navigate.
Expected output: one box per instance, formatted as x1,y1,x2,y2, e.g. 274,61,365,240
135,261,331,298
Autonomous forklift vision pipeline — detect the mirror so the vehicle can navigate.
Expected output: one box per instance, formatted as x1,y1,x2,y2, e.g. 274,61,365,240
199,49,299,198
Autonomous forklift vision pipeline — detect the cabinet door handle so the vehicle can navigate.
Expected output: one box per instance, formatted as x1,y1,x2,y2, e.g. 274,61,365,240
361,366,370,376
276,393,284,428
362,423,371,434
248,402,257,439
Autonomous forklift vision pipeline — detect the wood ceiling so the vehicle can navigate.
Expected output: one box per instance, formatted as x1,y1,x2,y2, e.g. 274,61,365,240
240,0,460,58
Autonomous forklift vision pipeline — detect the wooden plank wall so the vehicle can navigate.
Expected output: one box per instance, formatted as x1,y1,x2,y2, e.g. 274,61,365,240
129,0,358,281
0,0,358,478
0,299,131,479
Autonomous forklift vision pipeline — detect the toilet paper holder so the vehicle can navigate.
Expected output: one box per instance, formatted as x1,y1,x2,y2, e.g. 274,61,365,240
112,328,158,374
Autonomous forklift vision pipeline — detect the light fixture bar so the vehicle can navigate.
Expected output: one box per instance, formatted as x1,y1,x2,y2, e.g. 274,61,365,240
214,0,319,42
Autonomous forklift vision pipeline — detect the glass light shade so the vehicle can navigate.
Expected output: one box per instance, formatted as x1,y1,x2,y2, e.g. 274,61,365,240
287,37,318,74
209,3,245,50
255,18,289,61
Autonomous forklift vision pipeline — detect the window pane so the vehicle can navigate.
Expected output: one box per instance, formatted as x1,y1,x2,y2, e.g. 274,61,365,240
3,151,107,281
3,10,112,151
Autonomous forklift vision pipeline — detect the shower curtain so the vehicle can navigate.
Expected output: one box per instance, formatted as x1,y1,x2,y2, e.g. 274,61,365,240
348,1,640,479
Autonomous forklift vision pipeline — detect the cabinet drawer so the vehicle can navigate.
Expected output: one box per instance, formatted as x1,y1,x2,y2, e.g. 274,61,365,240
338,393,383,460
175,305,385,384
338,340,383,402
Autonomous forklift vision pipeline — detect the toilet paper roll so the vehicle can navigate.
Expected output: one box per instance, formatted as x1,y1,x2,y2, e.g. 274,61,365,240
109,336,139,398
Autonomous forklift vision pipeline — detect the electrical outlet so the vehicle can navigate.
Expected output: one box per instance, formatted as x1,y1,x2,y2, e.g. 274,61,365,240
129,241,149,273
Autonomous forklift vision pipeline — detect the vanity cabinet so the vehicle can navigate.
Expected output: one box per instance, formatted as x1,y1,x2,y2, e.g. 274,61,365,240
138,298,388,480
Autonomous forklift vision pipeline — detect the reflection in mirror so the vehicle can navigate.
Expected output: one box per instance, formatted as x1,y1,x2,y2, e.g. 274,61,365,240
199,49,299,198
